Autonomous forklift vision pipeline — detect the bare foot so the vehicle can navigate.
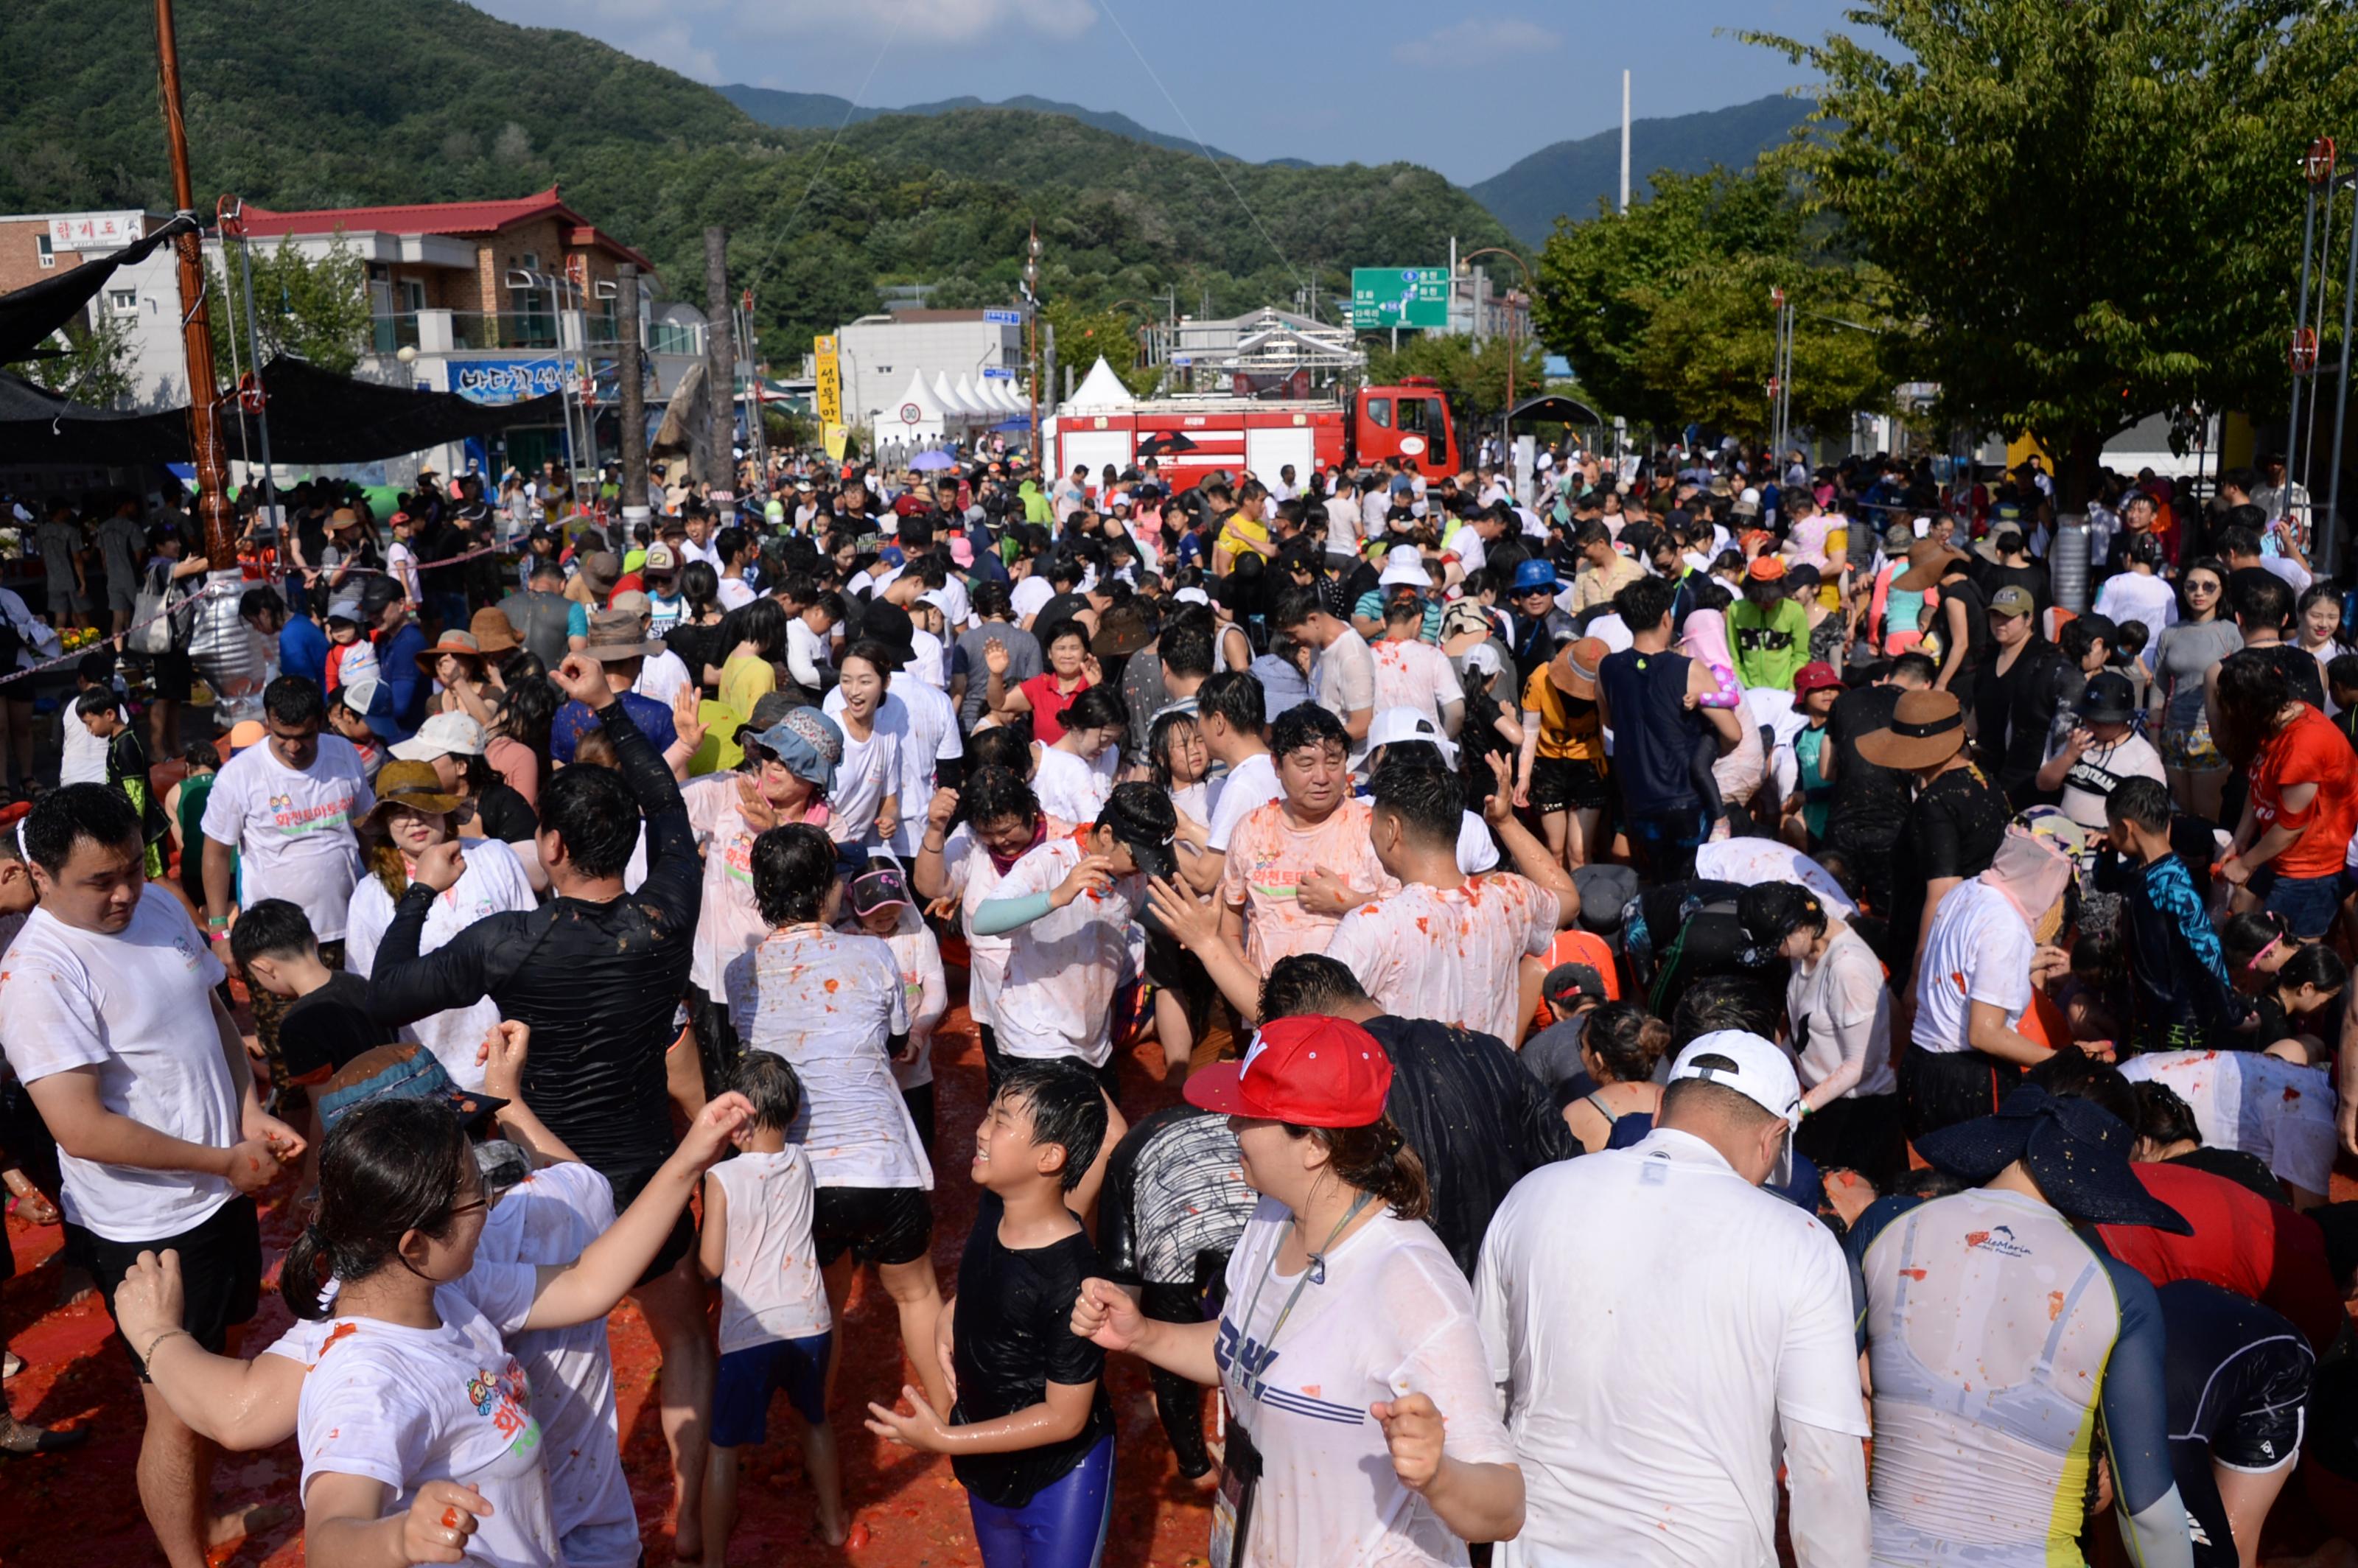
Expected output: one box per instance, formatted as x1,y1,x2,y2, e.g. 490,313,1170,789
55,1266,96,1309
206,1499,289,1549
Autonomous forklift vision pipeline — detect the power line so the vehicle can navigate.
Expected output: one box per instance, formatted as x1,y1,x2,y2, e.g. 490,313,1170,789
1091,0,1305,295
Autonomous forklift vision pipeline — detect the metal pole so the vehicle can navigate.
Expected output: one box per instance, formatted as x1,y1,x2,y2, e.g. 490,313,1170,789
741,291,770,494
2287,171,2322,522
2303,174,2343,541
233,228,278,517
1620,70,1631,215
2323,176,2358,579
154,0,235,563
703,227,736,502
615,262,650,523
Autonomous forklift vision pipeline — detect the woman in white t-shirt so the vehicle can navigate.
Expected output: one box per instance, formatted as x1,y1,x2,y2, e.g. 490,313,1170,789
822,643,900,866
912,767,1071,1082
250,1085,750,1567
1029,683,1124,827
342,761,537,1091
1740,881,1904,1185
1072,1015,1523,1567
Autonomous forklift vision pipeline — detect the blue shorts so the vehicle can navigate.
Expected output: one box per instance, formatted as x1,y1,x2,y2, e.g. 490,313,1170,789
2254,867,2343,939
711,1330,833,1448
968,1430,1113,1568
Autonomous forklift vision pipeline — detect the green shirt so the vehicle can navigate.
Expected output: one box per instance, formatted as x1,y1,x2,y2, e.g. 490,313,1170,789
1726,598,1810,692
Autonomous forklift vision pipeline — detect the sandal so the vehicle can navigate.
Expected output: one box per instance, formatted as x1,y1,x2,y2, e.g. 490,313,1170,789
5,1193,60,1228
2,1353,21,1380
0,1415,88,1456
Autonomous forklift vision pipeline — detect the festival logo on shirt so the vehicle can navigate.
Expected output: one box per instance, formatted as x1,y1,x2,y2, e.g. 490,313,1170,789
466,1357,541,1456
266,789,357,836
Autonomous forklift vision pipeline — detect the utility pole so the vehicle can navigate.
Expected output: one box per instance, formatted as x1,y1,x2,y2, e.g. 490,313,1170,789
615,260,651,528
222,199,278,520
1620,71,1631,215
1026,224,1042,462
703,226,735,502
154,0,234,563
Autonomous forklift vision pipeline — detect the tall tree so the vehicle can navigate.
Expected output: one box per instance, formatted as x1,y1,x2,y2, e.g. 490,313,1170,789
1749,0,2358,499
208,231,371,383
1630,253,1897,441
1362,333,1549,427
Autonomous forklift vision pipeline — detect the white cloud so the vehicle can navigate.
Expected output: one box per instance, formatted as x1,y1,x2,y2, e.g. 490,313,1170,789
1390,17,1561,66
474,0,1095,59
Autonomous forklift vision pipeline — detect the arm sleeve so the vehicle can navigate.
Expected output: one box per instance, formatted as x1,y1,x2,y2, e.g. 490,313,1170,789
365,884,497,1027
2097,1259,2195,1568
909,931,947,1039
970,891,1054,936
604,699,696,926
785,623,825,690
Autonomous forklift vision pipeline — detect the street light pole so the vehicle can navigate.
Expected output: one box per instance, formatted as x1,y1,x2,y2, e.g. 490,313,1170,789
1460,247,1533,458
1025,225,1042,463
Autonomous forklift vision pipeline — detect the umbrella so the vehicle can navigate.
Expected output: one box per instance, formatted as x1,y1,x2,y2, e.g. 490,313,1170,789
1137,432,1199,458
909,449,957,472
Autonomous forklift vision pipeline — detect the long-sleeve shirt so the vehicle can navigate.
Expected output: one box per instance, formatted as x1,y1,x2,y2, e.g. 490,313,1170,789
2120,853,2250,1054
365,699,697,1197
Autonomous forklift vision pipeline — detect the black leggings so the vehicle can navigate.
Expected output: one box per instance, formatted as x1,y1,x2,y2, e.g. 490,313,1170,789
1139,1264,1229,1480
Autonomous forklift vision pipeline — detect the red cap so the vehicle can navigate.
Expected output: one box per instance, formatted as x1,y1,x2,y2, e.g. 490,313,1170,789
1794,660,1843,696
1183,1016,1393,1127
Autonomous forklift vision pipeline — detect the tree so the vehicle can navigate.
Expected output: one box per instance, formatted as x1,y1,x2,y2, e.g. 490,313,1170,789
27,313,137,408
207,231,372,386
1362,333,1548,427
1749,0,2358,499
1629,253,1896,441
1041,299,1156,396
1531,165,1807,431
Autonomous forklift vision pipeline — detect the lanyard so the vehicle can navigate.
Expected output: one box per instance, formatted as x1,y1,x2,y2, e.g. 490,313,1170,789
1231,1190,1376,1365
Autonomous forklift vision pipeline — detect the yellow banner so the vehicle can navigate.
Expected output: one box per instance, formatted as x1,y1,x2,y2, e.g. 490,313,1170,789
823,421,848,461
814,335,842,427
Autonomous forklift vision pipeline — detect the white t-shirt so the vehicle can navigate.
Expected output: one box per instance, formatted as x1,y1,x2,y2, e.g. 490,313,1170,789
0,889,237,1242
2119,1049,2338,1196
1010,575,1055,625
682,775,778,998
725,927,929,1190
907,627,949,690
1218,1199,1514,1568
632,647,694,710
715,577,757,613
387,540,419,603
785,617,833,690
990,835,1142,1066
1031,742,1115,827
1788,923,1897,1099
1474,1129,1869,1568
710,1149,831,1354
2051,729,2165,833
1368,639,1465,732
2091,569,2179,635
826,682,962,857
823,719,900,847
200,734,374,939
1312,629,1379,766
60,697,116,785
1909,878,2034,1054
1323,876,1558,1047
935,815,1068,1030
1206,752,1283,854
296,1268,559,1568
343,841,536,1091
878,914,946,1092
1691,839,1861,917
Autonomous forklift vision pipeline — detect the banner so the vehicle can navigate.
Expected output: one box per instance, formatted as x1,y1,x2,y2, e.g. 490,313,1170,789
823,421,848,461
451,358,569,406
814,335,843,427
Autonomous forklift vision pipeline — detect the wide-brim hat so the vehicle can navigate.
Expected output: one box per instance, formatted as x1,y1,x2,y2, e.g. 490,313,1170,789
578,551,623,594
744,707,844,794
363,758,464,823
1914,1084,2194,1233
415,630,485,676
580,608,665,662
468,608,521,656
1855,688,1967,771
1091,603,1154,658
1548,637,1609,700
1892,540,1963,593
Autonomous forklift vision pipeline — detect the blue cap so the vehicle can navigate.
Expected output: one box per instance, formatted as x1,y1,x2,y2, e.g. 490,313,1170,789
744,707,844,794
1512,558,1564,594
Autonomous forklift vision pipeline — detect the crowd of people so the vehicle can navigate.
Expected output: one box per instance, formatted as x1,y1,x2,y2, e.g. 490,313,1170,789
0,436,2356,1568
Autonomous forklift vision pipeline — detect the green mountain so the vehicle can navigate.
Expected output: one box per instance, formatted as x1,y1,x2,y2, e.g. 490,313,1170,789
719,85,1255,164
1471,95,1814,245
0,0,1514,360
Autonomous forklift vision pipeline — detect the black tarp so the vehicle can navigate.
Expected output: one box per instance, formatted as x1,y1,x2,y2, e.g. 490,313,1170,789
0,354,570,466
0,215,197,368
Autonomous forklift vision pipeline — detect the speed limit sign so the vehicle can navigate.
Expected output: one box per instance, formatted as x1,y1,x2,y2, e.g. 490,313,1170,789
900,402,922,425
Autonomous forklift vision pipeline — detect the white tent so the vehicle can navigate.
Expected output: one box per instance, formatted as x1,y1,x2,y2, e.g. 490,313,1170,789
1067,354,1136,409
884,368,947,443
993,378,1024,413
977,376,1012,413
928,371,970,420
954,374,988,421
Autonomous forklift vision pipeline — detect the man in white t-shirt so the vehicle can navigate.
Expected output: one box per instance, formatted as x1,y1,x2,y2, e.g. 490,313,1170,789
613,590,694,709
1905,867,2051,1141
1189,669,1282,895
1272,584,1376,769
200,674,374,1089
1474,1032,1872,1568
0,784,302,1567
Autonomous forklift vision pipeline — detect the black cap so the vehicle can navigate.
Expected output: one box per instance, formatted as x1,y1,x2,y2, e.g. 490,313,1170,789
1543,962,1608,1010
2077,671,2138,724
1096,782,1177,882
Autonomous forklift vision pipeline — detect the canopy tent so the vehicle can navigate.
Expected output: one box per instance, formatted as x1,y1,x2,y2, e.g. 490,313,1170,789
1066,355,1136,410
932,371,975,421
954,374,987,420
0,354,567,467
0,215,197,368
884,368,947,442
1506,393,1606,430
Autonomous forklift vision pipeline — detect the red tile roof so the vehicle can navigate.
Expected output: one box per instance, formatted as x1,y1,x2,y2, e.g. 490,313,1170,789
235,186,655,273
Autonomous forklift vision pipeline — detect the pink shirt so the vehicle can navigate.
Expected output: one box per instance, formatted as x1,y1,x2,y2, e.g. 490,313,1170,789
1323,875,1559,1045
1219,798,1396,976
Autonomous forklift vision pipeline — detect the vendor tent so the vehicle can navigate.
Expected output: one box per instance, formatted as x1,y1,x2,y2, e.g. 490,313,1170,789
1066,356,1136,410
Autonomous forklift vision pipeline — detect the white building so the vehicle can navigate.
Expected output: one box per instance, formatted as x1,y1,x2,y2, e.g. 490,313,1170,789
834,308,1041,438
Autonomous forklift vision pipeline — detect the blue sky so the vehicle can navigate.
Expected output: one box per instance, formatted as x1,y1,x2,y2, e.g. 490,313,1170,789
469,0,1861,185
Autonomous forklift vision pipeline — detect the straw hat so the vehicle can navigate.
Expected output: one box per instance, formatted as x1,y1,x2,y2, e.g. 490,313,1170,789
1891,540,1963,593
1547,637,1609,700
363,759,463,825
414,630,483,677
467,607,520,656
1855,688,1967,771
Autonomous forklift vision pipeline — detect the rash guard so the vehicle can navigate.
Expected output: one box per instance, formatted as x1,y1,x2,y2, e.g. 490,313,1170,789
367,698,698,1200
1848,1188,2192,1568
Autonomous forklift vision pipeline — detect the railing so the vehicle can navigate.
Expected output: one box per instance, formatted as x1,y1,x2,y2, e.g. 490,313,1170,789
370,312,421,353
447,310,561,350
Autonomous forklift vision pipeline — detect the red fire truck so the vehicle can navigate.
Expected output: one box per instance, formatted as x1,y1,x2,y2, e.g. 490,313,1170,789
1044,378,1459,493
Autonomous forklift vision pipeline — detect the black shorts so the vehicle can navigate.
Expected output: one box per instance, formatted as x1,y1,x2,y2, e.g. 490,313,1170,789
69,1196,261,1379
812,1184,933,1268
1530,755,1610,813
606,1162,699,1287
150,651,193,702
1897,1043,2022,1144
978,1025,1123,1105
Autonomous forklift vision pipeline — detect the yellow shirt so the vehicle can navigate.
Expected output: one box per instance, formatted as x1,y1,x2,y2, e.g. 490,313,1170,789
1521,667,1606,763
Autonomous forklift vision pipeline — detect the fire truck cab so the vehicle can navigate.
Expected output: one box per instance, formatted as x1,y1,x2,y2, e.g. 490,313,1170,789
1045,379,1457,495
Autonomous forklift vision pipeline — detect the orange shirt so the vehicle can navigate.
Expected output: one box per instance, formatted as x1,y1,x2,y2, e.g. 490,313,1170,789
2251,707,2358,878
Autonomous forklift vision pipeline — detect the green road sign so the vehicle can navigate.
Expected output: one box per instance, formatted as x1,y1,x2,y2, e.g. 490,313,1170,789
1351,267,1449,329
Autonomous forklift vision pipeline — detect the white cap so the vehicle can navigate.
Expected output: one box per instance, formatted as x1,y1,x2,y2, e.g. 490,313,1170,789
391,710,488,762
1366,706,1456,765
338,673,380,717
1173,586,1211,607
1378,549,1429,589
1460,643,1503,679
1668,1031,1802,1184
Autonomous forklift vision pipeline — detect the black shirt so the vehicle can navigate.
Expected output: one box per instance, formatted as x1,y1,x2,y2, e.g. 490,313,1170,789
1822,683,1912,845
1096,1106,1256,1291
1974,638,2076,803
1365,1015,1580,1280
366,699,697,1197
2166,1147,2287,1205
950,1192,1113,1507
1888,762,2010,950
281,970,397,1084
474,782,537,844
